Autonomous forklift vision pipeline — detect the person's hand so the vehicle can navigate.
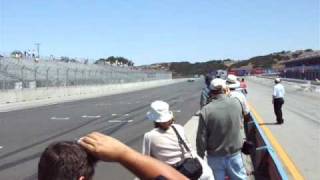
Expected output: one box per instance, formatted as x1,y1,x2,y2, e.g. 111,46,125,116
78,132,129,162
225,87,230,95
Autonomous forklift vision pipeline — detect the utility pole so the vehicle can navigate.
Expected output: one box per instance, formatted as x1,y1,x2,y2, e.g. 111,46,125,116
35,43,40,58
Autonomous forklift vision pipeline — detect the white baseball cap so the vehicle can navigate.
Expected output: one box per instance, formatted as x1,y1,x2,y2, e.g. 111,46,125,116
275,78,281,83
146,101,173,123
209,78,227,90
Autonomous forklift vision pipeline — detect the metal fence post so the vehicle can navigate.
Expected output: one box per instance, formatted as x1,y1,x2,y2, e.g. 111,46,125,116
74,69,78,86
81,70,85,85
34,67,38,87
66,68,70,86
88,70,91,85
21,66,25,88
94,70,98,84
2,65,9,90
99,70,103,83
56,68,60,86
46,67,50,88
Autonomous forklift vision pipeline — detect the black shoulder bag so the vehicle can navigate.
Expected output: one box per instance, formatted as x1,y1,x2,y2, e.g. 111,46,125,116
171,125,203,180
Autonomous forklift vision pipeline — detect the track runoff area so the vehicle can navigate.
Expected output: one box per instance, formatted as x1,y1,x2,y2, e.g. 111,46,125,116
246,77,319,180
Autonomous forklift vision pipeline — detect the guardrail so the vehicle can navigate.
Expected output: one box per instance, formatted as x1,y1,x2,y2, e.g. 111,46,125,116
258,75,310,84
257,75,320,86
244,113,288,180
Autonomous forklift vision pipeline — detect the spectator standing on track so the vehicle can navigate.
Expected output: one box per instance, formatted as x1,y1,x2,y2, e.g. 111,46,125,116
143,100,214,180
200,74,214,108
196,78,247,180
273,78,285,124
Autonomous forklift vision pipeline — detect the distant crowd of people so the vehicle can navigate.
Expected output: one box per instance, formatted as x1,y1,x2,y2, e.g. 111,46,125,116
37,74,285,180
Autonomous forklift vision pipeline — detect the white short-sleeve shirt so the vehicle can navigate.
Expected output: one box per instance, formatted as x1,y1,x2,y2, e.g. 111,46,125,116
142,124,192,165
273,83,285,99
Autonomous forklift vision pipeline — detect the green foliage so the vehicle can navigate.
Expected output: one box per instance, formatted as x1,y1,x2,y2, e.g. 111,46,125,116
95,56,134,66
11,50,23,57
60,56,79,63
304,49,313,52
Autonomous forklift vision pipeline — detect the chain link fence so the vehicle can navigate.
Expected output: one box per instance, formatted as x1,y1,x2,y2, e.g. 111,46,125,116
0,57,172,90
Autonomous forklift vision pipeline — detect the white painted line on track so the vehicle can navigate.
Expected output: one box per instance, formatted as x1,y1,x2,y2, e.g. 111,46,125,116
96,103,110,106
108,120,122,123
108,120,133,123
81,115,101,118
0,146,3,150
112,114,118,116
50,117,70,120
124,114,129,116
173,110,181,113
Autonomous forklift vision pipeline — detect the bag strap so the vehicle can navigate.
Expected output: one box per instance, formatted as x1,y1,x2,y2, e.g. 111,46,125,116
171,125,191,153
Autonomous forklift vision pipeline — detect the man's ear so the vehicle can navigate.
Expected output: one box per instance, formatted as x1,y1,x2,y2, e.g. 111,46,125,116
78,176,86,180
224,87,229,95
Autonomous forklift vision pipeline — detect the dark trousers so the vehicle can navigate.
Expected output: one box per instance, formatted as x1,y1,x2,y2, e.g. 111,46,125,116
273,98,284,123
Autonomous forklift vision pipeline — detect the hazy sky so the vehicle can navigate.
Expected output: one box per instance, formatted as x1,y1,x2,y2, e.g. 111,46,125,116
1,0,319,65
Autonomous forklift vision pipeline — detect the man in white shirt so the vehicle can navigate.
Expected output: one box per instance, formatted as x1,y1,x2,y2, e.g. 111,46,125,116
273,78,285,124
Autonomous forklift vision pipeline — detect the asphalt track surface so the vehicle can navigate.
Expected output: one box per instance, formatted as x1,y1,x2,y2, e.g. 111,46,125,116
246,78,320,180
0,80,202,180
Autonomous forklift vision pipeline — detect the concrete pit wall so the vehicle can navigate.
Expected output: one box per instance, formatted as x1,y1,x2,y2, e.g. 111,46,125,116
0,79,187,106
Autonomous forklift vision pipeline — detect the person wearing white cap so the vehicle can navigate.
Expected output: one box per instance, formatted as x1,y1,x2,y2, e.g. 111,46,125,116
143,100,214,180
273,78,285,124
196,78,247,180
226,74,250,117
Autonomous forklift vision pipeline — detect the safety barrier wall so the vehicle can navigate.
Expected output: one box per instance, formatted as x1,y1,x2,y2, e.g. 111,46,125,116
258,75,310,84
281,65,320,81
244,113,288,180
0,79,187,105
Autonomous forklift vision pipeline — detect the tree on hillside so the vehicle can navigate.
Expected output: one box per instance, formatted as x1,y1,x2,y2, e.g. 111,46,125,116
95,56,134,66
59,56,79,63
11,50,23,58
